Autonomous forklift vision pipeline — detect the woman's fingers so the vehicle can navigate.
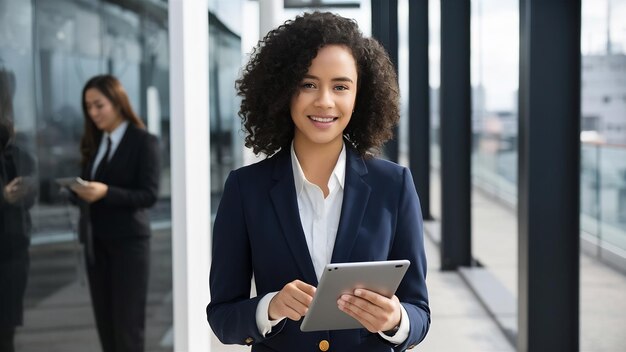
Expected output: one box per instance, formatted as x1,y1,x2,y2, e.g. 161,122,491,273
337,290,401,333
269,280,316,321
71,182,107,203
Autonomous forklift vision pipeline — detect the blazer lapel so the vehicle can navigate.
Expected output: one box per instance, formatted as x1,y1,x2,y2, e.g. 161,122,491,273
331,149,371,263
83,157,95,181
269,150,318,285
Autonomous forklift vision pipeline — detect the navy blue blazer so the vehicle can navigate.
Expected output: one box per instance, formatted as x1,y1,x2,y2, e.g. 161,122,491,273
207,147,430,352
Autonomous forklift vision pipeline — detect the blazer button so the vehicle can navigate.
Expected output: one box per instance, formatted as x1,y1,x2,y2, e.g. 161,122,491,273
318,339,330,351
244,337,254,345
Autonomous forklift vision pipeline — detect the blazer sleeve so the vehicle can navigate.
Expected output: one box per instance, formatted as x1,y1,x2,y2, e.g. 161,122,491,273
0,147,38,210
387,168,431,351
101,133,160,208
207,171,276,346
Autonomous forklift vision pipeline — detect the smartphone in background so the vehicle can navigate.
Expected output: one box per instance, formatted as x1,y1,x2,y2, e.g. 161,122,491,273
55,177,89,188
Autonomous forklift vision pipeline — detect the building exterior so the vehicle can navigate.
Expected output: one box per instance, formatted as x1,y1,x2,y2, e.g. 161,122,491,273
1,0,625,351
582,53,626,145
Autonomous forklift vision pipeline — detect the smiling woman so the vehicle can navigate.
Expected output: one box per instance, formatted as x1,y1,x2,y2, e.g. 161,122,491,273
207,11,430,352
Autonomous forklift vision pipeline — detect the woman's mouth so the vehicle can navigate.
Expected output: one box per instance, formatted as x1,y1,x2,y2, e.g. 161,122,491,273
308,115,337,123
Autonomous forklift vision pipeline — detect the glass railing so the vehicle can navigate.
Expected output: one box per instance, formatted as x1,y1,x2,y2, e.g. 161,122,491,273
471,132,518,208
581,142,626,252
443,135,626,256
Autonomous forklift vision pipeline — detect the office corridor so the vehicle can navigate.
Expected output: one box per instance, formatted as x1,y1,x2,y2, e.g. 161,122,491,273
15,185,626,351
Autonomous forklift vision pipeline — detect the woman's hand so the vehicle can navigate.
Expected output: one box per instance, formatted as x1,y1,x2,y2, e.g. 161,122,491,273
268,280,316,321
71,181,108,203
3,177,26,204
337,289,402,333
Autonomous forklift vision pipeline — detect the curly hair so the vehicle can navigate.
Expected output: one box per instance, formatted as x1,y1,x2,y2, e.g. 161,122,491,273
237,11,399,157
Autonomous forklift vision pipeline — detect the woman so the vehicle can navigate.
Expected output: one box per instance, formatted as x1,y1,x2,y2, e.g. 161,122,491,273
72,74,160,352
207,12,430,351
0,69,36,352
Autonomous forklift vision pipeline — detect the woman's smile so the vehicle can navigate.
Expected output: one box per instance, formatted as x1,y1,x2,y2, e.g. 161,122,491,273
308,114,339,129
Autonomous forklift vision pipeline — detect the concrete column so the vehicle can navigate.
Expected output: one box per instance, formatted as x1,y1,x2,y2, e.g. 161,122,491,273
408,0,432,220
259,0,283,39
440,0,472,270
518,0,581,350
168,0,211,351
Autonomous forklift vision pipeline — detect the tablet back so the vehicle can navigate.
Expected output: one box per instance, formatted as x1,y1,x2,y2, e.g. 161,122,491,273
300,260,410,332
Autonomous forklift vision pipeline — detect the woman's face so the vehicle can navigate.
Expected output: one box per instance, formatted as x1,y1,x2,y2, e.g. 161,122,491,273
84,88,123,133
290,44,358,151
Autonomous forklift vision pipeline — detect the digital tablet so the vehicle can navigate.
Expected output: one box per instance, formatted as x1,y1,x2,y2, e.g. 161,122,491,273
56,177,89,188
300,259,410,332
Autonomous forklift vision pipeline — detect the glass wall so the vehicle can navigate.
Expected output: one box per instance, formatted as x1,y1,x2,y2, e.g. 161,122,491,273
580,0,626,257
1,0,172,350
208,4,243,214
470,0,519,208
32,0,171,236
469,0,519,305
421,0,626,349
581,1,626,350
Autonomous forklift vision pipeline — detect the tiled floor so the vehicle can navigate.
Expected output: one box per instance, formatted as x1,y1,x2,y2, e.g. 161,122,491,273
469,186,626,352
412,237,514,352
14,229,172,352
431,170,626,352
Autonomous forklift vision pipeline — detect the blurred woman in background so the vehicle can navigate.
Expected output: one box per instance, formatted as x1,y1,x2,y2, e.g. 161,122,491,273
72,74,160,352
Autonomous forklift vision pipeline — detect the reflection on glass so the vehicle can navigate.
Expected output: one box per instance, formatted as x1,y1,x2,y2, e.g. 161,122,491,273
1,1,38,347
1,62,37,352
209,10,243,214
2,0,173,350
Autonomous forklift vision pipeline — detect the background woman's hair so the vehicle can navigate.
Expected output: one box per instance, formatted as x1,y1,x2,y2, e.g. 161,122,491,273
237,11,399,157
80,74,145,167
0,68,16,151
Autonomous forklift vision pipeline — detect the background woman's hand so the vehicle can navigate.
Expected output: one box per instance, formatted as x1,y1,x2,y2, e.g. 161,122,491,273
71,181,108,203
268,280,316,321
337,289,402,333
3,177,25,203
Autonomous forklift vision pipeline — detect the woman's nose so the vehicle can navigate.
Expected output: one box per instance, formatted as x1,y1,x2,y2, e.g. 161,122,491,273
314,89,334,108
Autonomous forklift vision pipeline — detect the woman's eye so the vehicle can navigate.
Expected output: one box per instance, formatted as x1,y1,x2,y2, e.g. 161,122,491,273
301,83,315,89
335,85,348,91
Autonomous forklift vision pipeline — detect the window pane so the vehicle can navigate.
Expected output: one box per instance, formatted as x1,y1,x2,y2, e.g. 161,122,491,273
581,1,626,350
1,0,173,350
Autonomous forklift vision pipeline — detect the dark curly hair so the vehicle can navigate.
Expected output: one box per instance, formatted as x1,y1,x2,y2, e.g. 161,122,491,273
237,11,399,157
